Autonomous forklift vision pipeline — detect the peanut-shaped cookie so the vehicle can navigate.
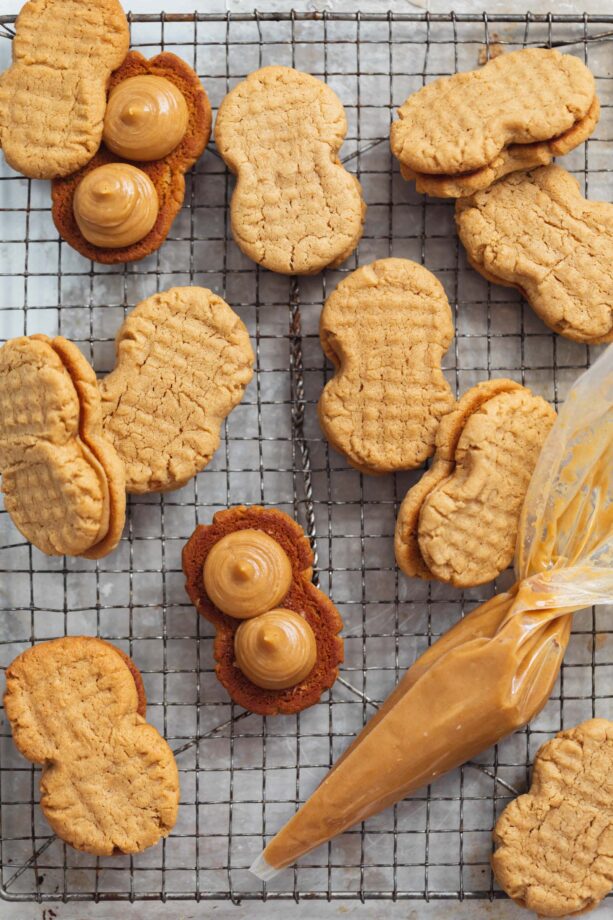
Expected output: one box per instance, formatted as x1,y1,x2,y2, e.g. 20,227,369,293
0,335,125,558
215,66,365,274
493,719,613,917
0,0,129,179
52,51,212,264
318,259,455,473
391,49,598,199
456,165,613,344
395,379,556,587
100,287,254,493
183,506,344,716
4,637,179,855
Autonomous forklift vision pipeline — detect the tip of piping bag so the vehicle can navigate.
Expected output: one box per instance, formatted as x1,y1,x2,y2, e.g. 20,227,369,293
250,852,280,881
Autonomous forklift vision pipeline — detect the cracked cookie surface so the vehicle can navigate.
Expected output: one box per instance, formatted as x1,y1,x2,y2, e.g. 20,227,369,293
100,287,254,493
318,259,455,474
0,0,129,179
493,719,613,917
52,51,212,263
391,49,597,197
183,506,344,716
0,335,125,558
395,379,556,587
215,65,365,274
4,636,179,855
456,164,613,343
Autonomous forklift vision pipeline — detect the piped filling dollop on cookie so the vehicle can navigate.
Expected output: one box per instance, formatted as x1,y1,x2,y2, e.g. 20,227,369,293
103,75,189,161
73,163,159,248
182,505,344,715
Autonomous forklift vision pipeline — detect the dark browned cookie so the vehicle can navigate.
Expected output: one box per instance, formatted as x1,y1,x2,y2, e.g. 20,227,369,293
183,506,344,716
51,51,211,263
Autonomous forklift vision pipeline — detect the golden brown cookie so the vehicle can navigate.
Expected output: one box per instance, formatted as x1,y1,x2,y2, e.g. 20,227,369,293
215,66,365,274
99,287,254,494
182,506,344,716
391,49,597,199
456,165,613,344
0,335,125,558
493,719,613,917
400,97,599,199
51,51,212,263
0,0,129,179
394,379,556,587
318,259,455,474
4,636,179,855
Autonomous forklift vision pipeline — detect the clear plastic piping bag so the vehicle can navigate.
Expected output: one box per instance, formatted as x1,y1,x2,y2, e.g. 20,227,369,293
251,345,613,881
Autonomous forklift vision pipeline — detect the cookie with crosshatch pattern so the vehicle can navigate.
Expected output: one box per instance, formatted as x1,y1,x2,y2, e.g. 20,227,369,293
4,636,179,855
456,164,613,344
51,50,212,263
0,0,129,179
318,258,455,474
394,379,556,587
391,48,598,199
182,506,344,715
215,65,366,274
0,334,125,558
493,718,613,917
99,286,254,494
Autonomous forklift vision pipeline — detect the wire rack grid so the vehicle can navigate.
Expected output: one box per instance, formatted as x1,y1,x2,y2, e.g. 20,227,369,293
0,8,611,907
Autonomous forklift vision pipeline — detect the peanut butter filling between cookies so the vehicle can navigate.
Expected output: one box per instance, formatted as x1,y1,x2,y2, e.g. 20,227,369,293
203,529,293,619
234,608,317,690
103,75,189,161
73,163,159,248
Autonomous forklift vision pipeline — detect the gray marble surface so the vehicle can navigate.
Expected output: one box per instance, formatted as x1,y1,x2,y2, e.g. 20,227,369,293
0,2,610,919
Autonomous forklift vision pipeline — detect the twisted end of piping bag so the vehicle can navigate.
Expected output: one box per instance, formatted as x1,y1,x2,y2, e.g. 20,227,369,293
249,345,613,879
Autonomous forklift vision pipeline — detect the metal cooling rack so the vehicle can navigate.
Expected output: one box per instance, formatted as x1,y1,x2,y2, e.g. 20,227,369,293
0,9,612,906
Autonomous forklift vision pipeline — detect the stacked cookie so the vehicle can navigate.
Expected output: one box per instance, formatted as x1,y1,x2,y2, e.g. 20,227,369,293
390,46,611,345
0,287,254,556
0,335,126,559
390,48,598,199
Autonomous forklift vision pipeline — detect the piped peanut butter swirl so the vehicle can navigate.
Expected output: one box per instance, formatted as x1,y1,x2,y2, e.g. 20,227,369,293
103,75,189,161
203,529,292,620
234,609,317,690
73,164,159,248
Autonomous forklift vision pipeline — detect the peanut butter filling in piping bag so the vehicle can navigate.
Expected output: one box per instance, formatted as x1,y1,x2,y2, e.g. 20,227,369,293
251,345,613,881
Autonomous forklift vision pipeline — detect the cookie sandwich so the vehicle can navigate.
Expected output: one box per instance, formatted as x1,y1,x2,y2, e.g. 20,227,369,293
395,379,556,587
0,334,125,559
391,48,598,198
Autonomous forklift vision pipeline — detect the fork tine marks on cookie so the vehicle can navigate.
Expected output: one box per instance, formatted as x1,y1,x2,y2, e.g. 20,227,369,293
318,258,455,475
456,164,613,344
0,335,125,559
214,65,366,275
0,0,129,179
99,287,254,494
